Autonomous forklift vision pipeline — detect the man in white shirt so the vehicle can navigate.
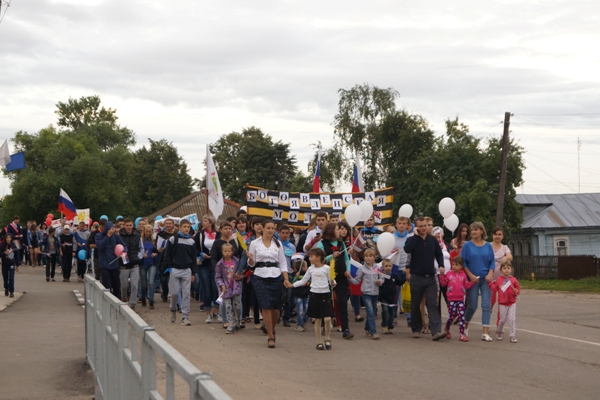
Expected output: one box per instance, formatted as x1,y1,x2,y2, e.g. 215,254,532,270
303,211,328,252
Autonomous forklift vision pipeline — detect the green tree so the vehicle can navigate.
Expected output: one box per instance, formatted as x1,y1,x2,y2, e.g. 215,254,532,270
332,83,400,190
131,139,194,216
288,171,313,193
410,118,524,236
209,127,299,204
306,142,350,192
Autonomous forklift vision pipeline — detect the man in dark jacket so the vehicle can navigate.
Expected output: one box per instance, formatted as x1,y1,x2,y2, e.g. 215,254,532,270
119,218,144,309
97,221,126,299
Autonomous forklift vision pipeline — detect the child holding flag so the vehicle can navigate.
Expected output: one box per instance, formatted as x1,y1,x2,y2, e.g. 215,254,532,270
489,260,521,343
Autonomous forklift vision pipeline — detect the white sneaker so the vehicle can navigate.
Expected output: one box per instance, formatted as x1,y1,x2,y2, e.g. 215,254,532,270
215,314,223,323
295,325,305,332
482,334,493,342
170,310,176,323
181,318,191,326
205,315,212,324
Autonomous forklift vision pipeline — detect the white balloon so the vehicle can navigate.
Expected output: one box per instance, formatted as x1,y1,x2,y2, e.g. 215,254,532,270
344,204,362,228
377,232,395,258
438,197,456,219
444,214,459,233
398,204,413,218
359,200,374,222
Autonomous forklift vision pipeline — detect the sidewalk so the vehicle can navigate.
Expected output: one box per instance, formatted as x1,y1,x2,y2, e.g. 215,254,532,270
0,264,94,400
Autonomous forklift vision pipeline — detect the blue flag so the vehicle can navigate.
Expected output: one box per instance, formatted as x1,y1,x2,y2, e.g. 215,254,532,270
6,152,26,172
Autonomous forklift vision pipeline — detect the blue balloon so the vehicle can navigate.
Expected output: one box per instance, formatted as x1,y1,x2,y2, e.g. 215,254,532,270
135,217,142,228
99,215,108,221
155,215,163,221
78,250,87,260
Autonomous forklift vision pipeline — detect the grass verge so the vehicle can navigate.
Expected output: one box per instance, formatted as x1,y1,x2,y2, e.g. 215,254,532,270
520,277,600,293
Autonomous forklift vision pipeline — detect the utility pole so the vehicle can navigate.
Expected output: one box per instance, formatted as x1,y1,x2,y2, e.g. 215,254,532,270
577,137,581,193
496,112,511,228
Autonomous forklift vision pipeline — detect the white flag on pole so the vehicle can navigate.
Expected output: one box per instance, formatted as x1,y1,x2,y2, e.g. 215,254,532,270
206,145,224,219
0,140,11,167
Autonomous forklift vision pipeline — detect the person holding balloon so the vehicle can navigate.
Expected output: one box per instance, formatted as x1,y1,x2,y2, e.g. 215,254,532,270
96,221,127,299
74,221,90,283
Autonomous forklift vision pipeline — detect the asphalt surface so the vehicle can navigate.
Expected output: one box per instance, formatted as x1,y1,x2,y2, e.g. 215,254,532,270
0,265,94,400
138,285,600,400
2,265,599,400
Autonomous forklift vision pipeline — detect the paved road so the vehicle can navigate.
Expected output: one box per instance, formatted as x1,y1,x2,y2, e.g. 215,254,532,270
2,265,599,400
138,287,600,400
0,265,94,400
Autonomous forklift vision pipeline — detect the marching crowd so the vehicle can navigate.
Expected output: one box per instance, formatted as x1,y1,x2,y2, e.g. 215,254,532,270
1,210,520,350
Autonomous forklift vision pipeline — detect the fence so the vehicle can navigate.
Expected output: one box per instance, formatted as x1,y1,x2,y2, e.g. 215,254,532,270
512,255,599,280
84,275,232,400
512,256,559,280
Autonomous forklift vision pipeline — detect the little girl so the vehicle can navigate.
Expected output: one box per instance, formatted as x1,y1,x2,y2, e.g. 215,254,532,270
1,234,17,298
292,248,335,350
215,243,243,334
489,260,520,343
439,256,476,342
292,258,310,332
347,249,383,340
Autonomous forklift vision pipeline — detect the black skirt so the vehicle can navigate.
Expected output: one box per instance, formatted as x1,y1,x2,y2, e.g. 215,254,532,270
251,275,283,310
307,292,334,319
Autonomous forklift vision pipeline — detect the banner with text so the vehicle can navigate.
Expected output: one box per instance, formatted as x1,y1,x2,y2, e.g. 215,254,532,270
245,185,394,228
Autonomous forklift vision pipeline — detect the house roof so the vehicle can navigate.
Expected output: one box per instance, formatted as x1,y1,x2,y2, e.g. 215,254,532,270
146,189,241,222
516,193,600,229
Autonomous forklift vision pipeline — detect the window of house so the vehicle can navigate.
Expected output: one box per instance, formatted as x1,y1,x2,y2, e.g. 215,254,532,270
554,236,569,256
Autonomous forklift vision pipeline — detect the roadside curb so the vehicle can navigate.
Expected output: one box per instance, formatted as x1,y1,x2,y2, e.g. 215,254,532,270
0,291,25,312
73,289,85,306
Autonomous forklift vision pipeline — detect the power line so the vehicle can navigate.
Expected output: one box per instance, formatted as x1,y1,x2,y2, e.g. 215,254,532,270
525,160,578,193
516,113,600,116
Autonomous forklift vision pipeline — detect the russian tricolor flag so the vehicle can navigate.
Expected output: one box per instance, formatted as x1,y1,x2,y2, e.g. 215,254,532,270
351,152,364,193
312,148,321,193
58,189,77,220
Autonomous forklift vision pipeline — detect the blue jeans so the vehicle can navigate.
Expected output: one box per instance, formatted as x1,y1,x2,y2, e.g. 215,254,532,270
362,294,379,334
198,267,218,310
140,263,156,302
295,297,309,327
350,294,361,316
466,278,492,327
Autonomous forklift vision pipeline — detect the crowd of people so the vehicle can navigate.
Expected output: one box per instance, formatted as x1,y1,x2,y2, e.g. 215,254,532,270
1,210,521,349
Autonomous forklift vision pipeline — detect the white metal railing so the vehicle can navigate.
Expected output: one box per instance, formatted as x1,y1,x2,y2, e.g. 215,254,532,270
84,275,232,400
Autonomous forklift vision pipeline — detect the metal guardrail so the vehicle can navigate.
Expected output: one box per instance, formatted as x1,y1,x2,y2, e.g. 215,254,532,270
84,275,232,400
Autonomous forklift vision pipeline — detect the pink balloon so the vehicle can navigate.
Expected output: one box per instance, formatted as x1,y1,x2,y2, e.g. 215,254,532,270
115,244,124,256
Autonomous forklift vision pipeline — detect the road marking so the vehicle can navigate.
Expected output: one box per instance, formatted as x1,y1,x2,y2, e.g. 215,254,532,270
443,315,600,347
517,328,600,347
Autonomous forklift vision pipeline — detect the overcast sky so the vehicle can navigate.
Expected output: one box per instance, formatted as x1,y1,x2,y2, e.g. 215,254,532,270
1,0,599,199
